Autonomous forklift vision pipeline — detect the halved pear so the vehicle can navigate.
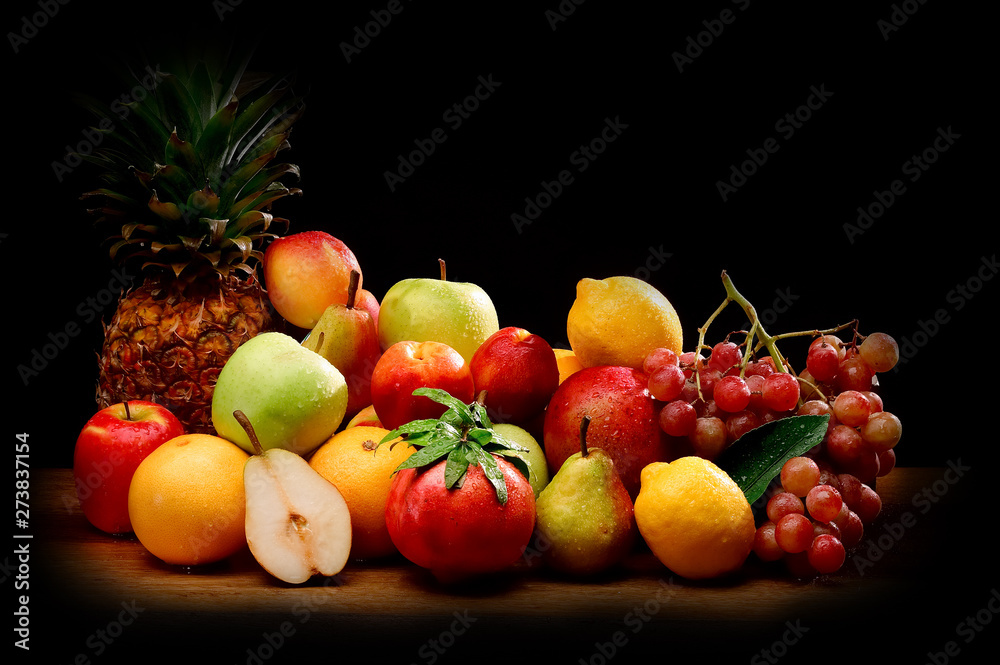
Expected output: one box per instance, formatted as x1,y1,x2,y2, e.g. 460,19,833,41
236,411,352,584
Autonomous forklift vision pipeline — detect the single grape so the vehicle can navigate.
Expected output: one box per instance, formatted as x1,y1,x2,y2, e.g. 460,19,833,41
835,356,875,392
797,399,837,435
753,522,785,562
859,332,899,372
775,513,814,554
812,519,841,540
861,391,883,413
709,341,743,372
833,509,864,549
694,398,719,419
679,378,700,402
808,534,846,574
697,368,722,398
746,374,766,410
643,347,680,374
689,416,728,460
679,351,704,378
648,364,686,401
766,492,805,523
836,473,863,511
825,425,867,468
762,371,800,411
810,334,845,360
746,356,777,378
780,456,821,497
806,342,840,383
806,484,844,523
659,399,697,437
876,449,896,477
856,484,882,524
816,462,841,491
860,411,902,452
725,410,760,442
833,390,872,428
841,447,880,485
714,375,751,412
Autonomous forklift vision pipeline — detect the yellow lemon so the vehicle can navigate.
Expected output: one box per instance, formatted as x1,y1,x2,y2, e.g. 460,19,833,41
634,457,754,580
566,276,683,370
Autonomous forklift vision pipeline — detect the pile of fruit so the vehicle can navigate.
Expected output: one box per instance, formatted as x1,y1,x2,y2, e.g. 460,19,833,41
71,48,903,588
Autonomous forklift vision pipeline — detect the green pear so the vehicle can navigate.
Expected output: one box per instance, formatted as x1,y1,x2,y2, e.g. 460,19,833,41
377,259,499,363
212,332,348,457
301,270,382,418
492,423,549,497
534,416,637,576
235,411,352,584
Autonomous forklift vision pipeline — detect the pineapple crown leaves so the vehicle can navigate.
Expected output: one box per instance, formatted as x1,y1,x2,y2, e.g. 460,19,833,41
379,389,532,505
77,43,305,281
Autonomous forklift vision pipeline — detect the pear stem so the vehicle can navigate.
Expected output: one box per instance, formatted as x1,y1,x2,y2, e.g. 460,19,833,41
122,400,132,421
233,410,265,456
579,415,591,457
438,258,447,281
346,269,360,309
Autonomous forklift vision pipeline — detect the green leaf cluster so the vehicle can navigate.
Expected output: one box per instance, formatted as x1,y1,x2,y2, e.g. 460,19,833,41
379,389,532,505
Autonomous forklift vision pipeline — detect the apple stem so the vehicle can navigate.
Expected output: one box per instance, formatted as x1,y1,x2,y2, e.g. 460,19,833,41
347,269,360,308
233,410,265,456
579,415,591,457
476,390,488,406
123,400,132,421
438,258,447,281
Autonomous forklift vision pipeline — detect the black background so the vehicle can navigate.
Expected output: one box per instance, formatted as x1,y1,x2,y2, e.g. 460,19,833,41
3,0,995,663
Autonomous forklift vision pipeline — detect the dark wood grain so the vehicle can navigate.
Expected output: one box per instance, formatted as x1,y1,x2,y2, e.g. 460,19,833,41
28,467,959,662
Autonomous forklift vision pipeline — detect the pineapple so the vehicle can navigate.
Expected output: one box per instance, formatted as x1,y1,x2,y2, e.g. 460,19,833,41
81,45,304,433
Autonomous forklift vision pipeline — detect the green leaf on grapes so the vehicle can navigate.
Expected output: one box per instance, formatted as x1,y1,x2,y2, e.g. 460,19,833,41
715,414,830,505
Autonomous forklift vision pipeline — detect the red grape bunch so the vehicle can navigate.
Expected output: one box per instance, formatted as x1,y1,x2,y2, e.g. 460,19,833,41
642,327,902,578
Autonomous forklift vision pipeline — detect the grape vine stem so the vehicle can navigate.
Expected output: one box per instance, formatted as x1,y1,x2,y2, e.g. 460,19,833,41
692,271,860,403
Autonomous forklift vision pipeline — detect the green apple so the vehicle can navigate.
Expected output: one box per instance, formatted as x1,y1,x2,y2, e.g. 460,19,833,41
212,332,348,457
493,423,549,497
377,259,499,363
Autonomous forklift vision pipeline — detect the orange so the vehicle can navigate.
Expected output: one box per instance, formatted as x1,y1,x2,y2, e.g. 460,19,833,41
308,426,413,560
127,433,249,566
634,457,754,580
553,348,584,384
566,276,683,371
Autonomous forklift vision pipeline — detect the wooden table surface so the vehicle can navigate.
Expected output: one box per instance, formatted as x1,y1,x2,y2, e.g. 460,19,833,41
26,466,982,663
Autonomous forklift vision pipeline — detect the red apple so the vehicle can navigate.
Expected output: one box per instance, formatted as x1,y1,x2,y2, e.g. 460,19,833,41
73,401,185,534
345,404,383,429
543,365,670,499
469,326,559,425
263,231,363,329
370,341,476,430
